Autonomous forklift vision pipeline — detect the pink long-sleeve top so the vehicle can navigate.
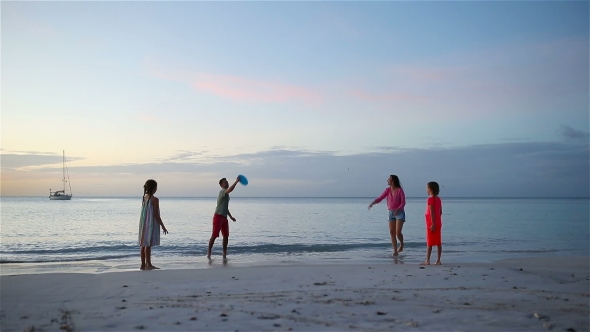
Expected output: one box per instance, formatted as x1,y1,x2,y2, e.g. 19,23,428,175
374,187,406,211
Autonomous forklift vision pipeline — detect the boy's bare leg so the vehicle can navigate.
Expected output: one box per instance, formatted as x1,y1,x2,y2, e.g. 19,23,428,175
222,237,228,259
140,247,146,270
420,246,432,265
207,237,216,259
435,245,442,265
388,221,398,256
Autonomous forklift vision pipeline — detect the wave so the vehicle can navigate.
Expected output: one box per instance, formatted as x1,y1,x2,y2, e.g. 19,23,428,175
0,242,425,263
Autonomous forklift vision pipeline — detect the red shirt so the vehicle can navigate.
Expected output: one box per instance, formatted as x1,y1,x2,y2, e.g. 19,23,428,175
425,196,442,228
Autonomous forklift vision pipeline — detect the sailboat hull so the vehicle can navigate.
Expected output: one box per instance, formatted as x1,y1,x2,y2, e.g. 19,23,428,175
50,195,72,200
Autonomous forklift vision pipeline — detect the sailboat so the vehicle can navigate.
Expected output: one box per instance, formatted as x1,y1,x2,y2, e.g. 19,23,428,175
49,150,72,200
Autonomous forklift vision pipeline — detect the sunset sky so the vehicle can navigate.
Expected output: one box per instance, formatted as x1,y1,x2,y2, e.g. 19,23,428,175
2,1,588,197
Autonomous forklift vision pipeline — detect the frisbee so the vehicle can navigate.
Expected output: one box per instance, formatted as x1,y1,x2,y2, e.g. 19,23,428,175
238,174,248,186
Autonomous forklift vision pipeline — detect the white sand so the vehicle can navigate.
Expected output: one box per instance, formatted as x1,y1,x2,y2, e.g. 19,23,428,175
1,256,588,331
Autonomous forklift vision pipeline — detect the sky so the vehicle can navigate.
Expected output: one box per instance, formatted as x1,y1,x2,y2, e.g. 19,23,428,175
1,1,589,198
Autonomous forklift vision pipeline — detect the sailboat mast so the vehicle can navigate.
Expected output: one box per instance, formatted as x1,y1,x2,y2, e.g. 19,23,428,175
63,150,66,192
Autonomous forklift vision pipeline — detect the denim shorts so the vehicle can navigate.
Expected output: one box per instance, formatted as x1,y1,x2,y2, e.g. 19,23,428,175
388,210,405,222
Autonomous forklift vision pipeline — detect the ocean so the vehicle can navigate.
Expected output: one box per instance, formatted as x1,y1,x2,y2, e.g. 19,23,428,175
1,197,588,274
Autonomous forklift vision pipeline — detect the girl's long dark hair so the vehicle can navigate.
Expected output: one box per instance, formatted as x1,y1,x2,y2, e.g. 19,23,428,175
390,175,402,188
142,179,157,206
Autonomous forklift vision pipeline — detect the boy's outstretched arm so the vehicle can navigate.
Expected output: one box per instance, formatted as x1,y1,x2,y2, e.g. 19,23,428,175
225,177,240,194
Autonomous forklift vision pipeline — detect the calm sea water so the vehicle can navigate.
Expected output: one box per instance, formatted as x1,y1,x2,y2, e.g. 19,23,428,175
1,197,588,274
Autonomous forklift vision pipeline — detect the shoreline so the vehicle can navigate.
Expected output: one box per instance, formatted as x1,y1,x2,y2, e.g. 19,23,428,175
2,256,588,331
3,251,586,277
1,251,587,276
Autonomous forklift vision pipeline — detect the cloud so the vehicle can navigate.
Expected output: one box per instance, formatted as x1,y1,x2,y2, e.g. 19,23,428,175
144,58,323,106
2,5,61,38
351,37,589,118
350,89,426,104
561,125,590,140
160,150,205,163
10,138,587,198
1,153,85,170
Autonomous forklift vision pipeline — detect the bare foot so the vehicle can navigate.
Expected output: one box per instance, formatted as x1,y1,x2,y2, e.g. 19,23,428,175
398,243,404,253
420,261,430,266
140,265,146,271
222,254,227,260
392,252,399,256
146,265,160,270
435,261,441,265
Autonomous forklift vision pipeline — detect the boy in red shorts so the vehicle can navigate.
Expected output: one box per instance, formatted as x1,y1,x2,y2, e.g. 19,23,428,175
207,176,240,259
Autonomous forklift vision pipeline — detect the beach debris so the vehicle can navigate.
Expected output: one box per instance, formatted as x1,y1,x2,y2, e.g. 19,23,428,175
51,319,58,323
542,322,553,330
122,299,127,302
59,310,74,332
190,317,197,321
313,282,328,286
533,312,549,320
566,328,576,332
220,312,228,317
135,325,145,330
463,302,471,306
419,267,425,269
356,300,375,305
116,307,126,310
174,322,181,325
123,285,128,287
273,324,281,327
406,321,418,327
23,326,35,332
376,311,386,315
20,315,28,319
257,314,280,320
60,324,73,332
519,268,524,271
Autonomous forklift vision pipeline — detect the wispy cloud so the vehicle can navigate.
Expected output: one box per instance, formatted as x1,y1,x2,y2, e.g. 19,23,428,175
3,5,61,38
144,58,323,105
350,37,589,118
350,88,426,104
14,134,588,198
1,153,84,170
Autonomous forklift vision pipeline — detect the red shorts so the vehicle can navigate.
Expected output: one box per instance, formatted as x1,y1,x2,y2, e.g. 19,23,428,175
212,214,229,238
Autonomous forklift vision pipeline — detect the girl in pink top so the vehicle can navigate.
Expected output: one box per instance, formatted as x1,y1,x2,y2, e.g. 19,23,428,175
421,181,442,265
369,175,406,256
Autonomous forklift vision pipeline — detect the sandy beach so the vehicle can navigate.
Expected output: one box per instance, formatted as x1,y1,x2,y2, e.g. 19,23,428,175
1,256,588,332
